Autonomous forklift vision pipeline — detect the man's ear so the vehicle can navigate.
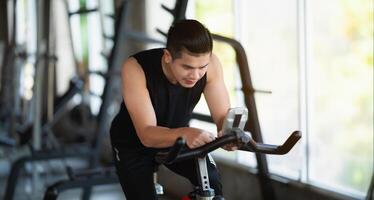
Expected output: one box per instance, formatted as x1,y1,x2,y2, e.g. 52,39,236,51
163,49,172,63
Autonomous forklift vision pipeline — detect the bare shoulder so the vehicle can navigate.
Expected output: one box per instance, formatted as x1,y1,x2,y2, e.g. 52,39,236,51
122,57,146,83
207,53,223,82
122,57,143,75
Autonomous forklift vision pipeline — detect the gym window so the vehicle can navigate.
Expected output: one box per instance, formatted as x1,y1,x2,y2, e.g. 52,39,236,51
186,0,373,199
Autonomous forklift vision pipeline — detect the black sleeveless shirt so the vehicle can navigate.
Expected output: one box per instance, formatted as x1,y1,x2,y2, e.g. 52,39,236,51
110,48,207,149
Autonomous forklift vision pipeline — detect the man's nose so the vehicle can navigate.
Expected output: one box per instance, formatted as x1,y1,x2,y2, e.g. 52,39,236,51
190,69,200,79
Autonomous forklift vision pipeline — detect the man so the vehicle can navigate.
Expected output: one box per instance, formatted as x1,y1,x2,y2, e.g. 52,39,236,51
110,19,232,199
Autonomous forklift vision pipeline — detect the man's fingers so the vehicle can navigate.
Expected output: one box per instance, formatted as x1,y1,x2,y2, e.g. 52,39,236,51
204,134,214,143
186,131,216,149
209,134,216,140
223,143,238,151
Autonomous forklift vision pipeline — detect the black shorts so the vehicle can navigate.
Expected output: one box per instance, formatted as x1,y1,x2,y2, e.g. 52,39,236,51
112,144,222,200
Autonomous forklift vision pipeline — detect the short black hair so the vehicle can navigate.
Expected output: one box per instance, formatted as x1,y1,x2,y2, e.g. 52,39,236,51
166,19,213,59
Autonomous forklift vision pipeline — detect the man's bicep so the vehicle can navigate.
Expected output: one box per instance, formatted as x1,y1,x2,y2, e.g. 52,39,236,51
122,58,157,136
204,55,230,131
204,80,230,130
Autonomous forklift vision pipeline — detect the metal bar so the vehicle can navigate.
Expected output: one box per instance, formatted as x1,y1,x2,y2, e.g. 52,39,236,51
68,8,98,16
43,171,118,200
0,0,8,44
367,173,374,200
161,4,173,15
4,146,92,200
0,0,17,139
105,13,115,19
156,28,167,38
63,0,82,80
197,157,211,192
191,113,214,123
240,131,301,155
103,33,114,41
0,0,9,109
172,0,189,22
155,134,239,164
0,134,16,146
125,30,165,45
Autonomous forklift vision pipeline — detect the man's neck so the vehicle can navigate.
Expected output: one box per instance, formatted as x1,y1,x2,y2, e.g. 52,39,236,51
161,55,177,84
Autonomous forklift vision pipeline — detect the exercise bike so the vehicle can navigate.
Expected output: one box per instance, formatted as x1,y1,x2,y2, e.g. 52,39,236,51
155,107,302,200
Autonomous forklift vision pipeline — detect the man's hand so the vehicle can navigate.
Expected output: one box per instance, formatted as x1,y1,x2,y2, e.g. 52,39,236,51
182,127,216,149
222,143,238,151
218,130,238,151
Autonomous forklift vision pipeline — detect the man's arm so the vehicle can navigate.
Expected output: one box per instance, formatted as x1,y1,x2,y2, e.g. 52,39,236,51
203,53,231,137
122,57,213,148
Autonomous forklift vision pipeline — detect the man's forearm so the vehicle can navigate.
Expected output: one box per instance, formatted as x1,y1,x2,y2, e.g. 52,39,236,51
138,126,185,148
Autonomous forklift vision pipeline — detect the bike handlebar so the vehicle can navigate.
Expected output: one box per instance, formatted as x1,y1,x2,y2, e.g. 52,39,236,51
239,130,301,154
155,128,302,165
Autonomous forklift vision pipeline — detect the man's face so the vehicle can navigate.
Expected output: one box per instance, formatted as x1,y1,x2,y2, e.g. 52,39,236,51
168,50,211,88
